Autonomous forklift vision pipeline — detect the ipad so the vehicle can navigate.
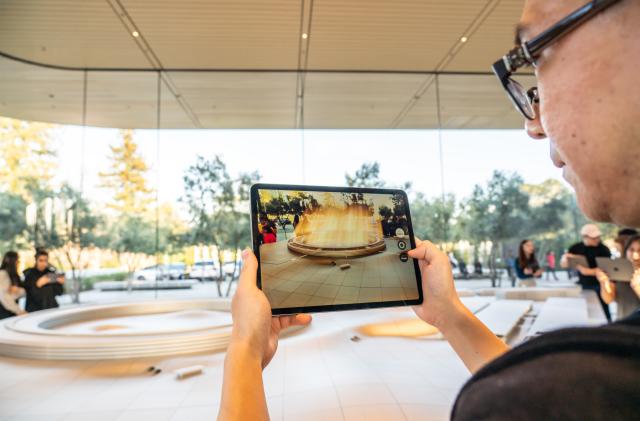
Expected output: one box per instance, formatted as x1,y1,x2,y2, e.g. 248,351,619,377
596,257,635,282
250,184,423,315
567,254,589,270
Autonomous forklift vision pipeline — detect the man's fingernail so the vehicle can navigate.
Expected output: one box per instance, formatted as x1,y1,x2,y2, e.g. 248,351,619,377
242,249,250,259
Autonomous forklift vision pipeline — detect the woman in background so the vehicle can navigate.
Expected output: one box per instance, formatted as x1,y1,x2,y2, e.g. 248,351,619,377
596,234,640,320
0,251,26,319
514,239,543,287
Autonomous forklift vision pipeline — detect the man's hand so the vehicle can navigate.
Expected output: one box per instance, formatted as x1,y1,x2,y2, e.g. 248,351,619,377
560,253,574,269
407,238,509,373
36,275,49,288
57,274,65,284
230,249,311,369
576,264,596,277
595,268,614,302
407,239,464,330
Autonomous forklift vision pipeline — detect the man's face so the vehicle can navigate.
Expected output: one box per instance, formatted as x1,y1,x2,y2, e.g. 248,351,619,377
36,255,48,271
583,236,600,247
520,0,640,227
626,240,640,268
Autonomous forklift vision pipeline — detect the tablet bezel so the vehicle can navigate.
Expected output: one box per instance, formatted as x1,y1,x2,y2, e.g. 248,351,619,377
250,183,424,315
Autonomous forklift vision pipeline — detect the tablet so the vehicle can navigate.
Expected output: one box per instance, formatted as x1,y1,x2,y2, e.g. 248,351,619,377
250,184,423,315
596,257,635,282
566,254,589,270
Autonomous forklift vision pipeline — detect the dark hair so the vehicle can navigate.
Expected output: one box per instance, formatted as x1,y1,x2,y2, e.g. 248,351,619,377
517,239,538,270
1,251,20,286
623,234,640,256
618,228,639,237
35,248,49,259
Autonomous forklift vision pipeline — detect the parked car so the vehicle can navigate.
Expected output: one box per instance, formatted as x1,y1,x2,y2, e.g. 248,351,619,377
190,260,220,281
222,261,242,278
133,263,187,281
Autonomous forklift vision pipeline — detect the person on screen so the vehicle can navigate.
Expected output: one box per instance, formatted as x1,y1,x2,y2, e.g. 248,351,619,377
257,215,277,245
218,1,640,420
514,239,542,287
22,248,65,312
561,224,612,320
0,251,26,319
596,235,640,320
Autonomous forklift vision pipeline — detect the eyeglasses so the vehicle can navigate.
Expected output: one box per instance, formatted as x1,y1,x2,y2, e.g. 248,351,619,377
492,0,622,120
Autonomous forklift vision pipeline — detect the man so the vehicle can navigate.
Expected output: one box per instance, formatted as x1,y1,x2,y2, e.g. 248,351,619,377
562,224,612,320
22,249,65,312
218,1,640,420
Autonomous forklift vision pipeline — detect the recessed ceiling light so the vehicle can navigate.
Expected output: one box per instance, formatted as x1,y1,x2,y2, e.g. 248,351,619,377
302,33,308,39
132,31,139,37
460,36,468,43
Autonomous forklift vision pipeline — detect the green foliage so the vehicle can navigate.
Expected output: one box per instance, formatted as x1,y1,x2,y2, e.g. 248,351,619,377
345,161,412,191
182,157,258,246
462,171,530,244
0,192,28,250
345,162,385,188
182,155,259,295
411,193,458,245
99,129,153,215
0,117,56,197
111,216,156,256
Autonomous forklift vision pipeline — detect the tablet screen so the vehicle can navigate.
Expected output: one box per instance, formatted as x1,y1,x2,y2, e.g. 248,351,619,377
251,185,422,314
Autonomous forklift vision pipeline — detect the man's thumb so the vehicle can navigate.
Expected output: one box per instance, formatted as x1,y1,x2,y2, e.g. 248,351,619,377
238,249,258,288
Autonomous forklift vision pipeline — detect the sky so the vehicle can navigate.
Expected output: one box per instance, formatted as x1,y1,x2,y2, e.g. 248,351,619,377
51,126,567,212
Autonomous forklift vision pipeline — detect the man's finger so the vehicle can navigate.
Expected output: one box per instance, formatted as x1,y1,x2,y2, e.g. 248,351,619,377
407,240,445,264
276,314,312,330
238,249,258,290
291,313,312,326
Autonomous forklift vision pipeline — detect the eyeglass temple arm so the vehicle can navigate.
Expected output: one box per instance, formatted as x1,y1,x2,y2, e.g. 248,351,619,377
526,0,622,57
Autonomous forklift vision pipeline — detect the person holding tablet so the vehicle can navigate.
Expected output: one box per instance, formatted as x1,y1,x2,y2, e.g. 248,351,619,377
562,224,612,320
218,0,640,419
596,235,640,319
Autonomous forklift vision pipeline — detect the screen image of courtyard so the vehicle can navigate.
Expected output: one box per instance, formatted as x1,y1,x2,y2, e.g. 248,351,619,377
256,189,420,309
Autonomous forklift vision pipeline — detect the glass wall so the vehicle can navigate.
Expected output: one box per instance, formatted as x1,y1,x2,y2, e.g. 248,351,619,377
0,57,615,306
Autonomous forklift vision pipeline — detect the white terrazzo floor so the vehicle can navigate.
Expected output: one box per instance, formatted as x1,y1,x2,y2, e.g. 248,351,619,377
0,305,470,421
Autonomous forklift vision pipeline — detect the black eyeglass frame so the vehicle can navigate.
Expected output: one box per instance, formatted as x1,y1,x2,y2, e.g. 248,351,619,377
492,0,622,120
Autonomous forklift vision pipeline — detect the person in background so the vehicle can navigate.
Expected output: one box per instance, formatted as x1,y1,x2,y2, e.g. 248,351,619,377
612,228,638,259
545,250,558,280
562,224,612,321
514,239,543,287
0,251,26,319
596,235,640,320
22,248,64,312
473,258,482,276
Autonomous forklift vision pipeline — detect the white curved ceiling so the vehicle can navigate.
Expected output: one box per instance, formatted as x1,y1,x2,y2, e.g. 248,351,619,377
0,0,533,129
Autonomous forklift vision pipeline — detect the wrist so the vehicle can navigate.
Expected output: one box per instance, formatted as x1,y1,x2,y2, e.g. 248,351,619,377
226,338,264,368
433,299,468,335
